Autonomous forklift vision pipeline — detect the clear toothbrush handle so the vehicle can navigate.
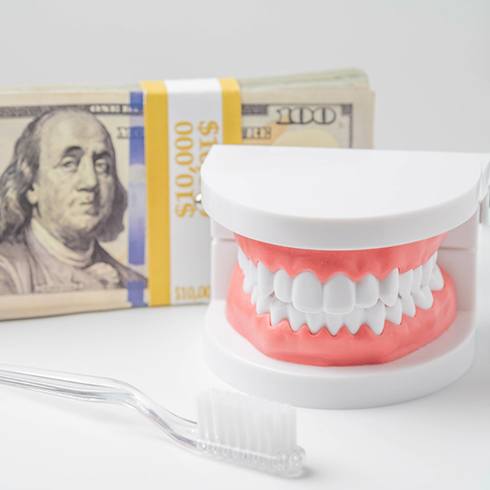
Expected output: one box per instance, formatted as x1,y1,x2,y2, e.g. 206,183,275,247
0,365,133,402
0,365,197,447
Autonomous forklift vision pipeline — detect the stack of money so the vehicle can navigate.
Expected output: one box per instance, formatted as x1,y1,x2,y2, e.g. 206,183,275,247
0,69,374,319
240,69,373,147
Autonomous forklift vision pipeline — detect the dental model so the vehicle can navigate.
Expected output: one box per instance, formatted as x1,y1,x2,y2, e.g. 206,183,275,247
231,233,454,366
201,145,490,408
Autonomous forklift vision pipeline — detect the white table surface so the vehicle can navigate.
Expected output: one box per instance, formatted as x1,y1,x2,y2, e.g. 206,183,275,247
1,227,489,490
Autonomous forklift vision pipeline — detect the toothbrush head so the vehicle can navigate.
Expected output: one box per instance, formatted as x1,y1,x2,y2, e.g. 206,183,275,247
196,389,304,477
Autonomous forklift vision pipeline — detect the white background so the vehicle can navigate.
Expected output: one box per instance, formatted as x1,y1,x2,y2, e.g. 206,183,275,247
1,0,489,152
0,239,489,490
0,1,489,489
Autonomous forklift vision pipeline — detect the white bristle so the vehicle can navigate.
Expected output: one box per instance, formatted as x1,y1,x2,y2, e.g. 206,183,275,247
196,390,303,476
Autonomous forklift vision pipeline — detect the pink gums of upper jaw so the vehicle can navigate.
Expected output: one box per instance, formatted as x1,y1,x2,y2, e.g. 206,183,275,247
235,234,446,282
227,234,457,366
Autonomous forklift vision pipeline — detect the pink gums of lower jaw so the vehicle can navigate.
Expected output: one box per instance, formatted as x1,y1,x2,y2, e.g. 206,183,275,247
227,234,457,366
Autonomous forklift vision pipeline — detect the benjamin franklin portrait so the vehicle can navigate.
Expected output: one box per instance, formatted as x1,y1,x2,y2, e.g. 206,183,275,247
0,108,146,295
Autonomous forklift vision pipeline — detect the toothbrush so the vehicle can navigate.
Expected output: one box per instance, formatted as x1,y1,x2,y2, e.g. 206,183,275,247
0,365,304,477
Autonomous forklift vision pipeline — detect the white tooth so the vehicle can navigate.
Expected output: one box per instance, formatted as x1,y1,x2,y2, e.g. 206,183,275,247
344,307,364,334
429,264,444,291
399,269,413,297
273,269,292,303
270,299,288,326
287,304,306,331
257,262,274,297
411,266,422,292
422,253,436,286
356,274,379,308
250,262,257,280
306,312,325,333
292,271,322,313
242,257,257,293
323,274,355,315
325,314,344,336
243,266,255,294
413,286,434,310
256,294,273,315
251,286,257,305
401,294,416,317
380,269,399,307
366,300,386,335
237,247,248,271
386,298,403,325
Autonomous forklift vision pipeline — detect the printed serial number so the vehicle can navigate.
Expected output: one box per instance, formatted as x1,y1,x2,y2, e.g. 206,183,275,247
174,285,210,302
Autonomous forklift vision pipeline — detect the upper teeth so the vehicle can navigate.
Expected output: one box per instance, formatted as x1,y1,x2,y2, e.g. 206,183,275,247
237,247,444,336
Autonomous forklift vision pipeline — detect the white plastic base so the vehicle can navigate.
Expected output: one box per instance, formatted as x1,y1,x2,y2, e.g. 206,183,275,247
204,300,476,409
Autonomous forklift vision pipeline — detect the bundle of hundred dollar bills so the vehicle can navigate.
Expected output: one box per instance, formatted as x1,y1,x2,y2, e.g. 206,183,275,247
0,69,374,319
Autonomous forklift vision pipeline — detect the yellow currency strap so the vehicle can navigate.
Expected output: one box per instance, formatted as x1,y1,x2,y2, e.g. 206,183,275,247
219,78,242,144
141,80,170,306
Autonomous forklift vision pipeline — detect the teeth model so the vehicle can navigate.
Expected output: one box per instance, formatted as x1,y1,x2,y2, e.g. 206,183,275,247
226,233,457,366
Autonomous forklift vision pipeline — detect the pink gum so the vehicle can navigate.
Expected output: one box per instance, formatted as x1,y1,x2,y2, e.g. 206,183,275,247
226,265,457,366
236,233,446,282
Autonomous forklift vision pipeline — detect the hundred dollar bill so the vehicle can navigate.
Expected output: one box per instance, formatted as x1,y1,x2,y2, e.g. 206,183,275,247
0,88,143,319
240,69,373,148
0,70,374,319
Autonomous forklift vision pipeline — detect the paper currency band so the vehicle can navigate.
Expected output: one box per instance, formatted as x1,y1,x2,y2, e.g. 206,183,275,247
141,78,241,306
219,78,242,146
140,81,169,307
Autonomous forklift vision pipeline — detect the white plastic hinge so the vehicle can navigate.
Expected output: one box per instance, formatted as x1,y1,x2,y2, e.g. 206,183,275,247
480,161,490,225
481,190,489,225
